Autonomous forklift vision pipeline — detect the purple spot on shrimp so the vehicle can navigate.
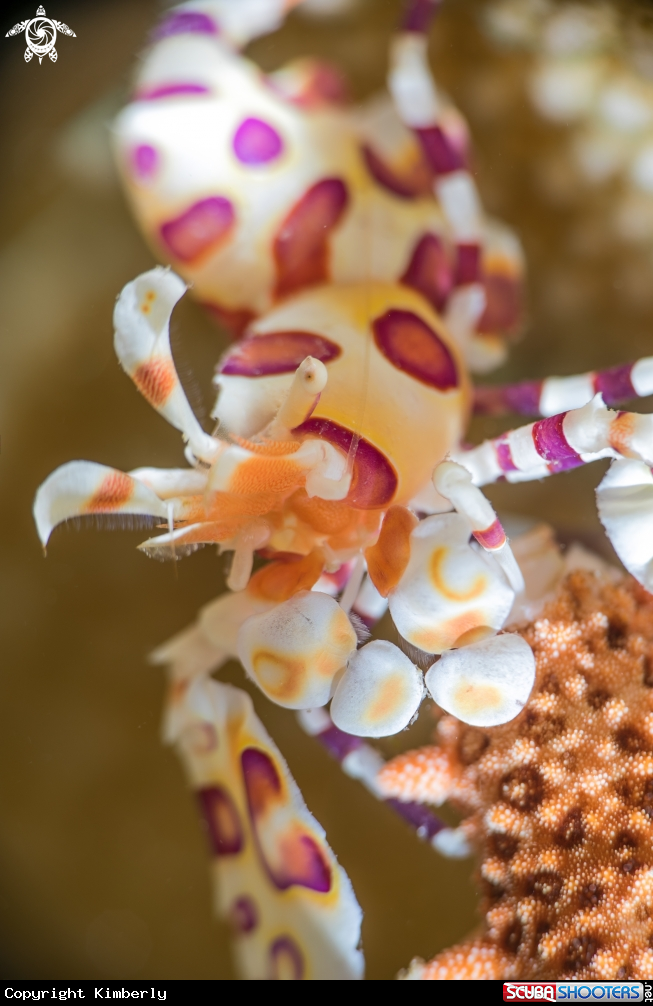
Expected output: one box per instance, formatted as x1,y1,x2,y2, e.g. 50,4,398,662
233,118,284,165
136,83,210,101
454,243,482,286
494,434,519,473
197,785,243,856
594,363,636,407
416,125,465,175
294,417,398,509
229,895,258,934
269,936,305,980
274,178,349,297
401,233,454,313
220,330,341,377
160,196,235,262
131,144,159,181
373,308,458,391
151,11,219,41
402,0,440,33
242,748,332,893
532,413,583,473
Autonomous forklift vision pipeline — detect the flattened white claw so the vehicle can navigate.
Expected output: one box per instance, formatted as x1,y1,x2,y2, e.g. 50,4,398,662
330,640,423,738
114,268,220,463
389,513,514,654
425,633,535,727
33,460,168,547
597,457,653,591
238,590,357,709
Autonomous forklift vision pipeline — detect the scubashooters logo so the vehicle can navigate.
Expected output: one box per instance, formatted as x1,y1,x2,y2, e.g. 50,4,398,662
5,5,75,63
504,985,644,1002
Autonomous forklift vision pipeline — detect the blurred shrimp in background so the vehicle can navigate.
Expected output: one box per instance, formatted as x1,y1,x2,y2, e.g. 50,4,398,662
3,0,653,980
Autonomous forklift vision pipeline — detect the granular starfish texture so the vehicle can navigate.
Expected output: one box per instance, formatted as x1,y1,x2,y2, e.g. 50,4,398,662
379,570,653,980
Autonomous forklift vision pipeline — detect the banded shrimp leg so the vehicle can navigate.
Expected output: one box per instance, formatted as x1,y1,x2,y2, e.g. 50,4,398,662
473,354,653,418
453,394,653,593
388,0,521,373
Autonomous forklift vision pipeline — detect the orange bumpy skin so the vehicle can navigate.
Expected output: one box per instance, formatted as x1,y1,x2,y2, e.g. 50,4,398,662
380,570,653,980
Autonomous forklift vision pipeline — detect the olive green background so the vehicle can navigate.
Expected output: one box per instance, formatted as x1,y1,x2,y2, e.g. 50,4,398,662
1,0,651,980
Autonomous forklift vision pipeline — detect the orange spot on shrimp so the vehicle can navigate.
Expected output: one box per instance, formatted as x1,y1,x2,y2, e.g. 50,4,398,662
365,505,418,597
133,357,176,407
430,546,487,601
248,551,324,603
412,609,487,652
367,675,406,724
609,412,636,457
85,471,134,512
453,680,503,718
251,650,308,702
140,289,156,314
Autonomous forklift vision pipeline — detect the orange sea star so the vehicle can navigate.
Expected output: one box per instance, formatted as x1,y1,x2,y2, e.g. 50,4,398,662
379,570,653,980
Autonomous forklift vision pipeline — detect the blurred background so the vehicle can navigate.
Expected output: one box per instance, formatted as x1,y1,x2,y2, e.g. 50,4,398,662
2,0,653,980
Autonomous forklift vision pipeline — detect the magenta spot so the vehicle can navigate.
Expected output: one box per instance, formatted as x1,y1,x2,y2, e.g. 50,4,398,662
160,196,235,262
270,936,304,980
229,895,258,934
241,748,332,893
220,331,341,377
594,363,636,407
473,379,543,417
373,308,458,392
136,83,210,101
455,243,482,286
416,125,465,175
402,0,439,32
294,417,398,509
494,434,518,473
233,118,283,165
274,178,349,297
151,11,218,40
532,413,583,473
401,233,454,313
197,785,243,856
131,144,159,181
362,144,422,200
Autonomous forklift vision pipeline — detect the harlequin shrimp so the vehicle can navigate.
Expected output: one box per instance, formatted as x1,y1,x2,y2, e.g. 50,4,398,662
32,0,653,981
